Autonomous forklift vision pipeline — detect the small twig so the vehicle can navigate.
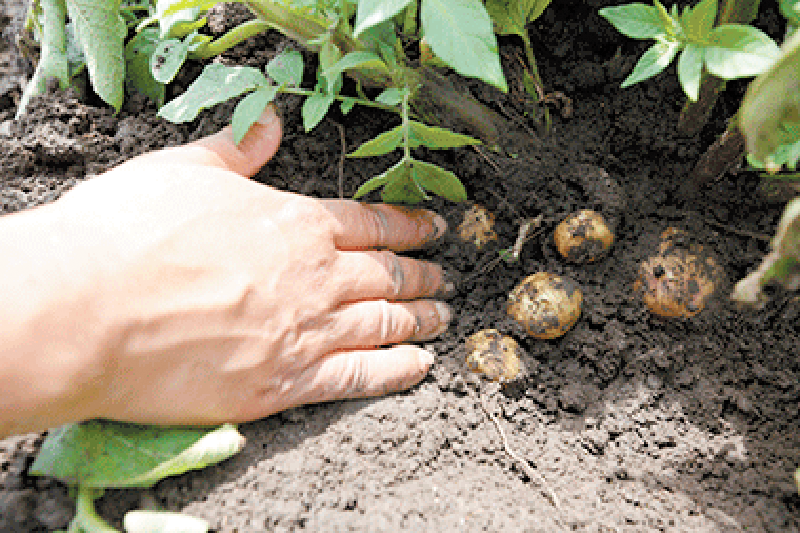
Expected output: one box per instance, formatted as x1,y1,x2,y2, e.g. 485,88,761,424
463,216,544,284
705,219,770,243
472,390,561,509
472,145,502,173
334,122,346,199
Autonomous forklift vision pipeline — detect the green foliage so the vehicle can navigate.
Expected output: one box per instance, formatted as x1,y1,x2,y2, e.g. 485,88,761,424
65,0,128,110
420,0,507,92
599,0,780,101
739,29,800,171
30,420,244,532
20,0,554,203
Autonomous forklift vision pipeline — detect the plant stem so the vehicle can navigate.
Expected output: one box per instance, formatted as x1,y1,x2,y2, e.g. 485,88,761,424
191,19,273,59
402,91,411,161
16,0,70,119
681,120,746,197
243,0,514,146
73,486,119,533
280,87,400,114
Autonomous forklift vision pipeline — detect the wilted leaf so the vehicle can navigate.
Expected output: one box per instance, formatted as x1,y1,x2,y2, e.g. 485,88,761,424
30,421,245,488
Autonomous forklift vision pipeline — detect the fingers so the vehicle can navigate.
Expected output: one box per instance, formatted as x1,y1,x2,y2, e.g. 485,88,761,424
126,106,283,177
333,250,454,302
323,202,447,251
294,345,436,407
325,299,452,351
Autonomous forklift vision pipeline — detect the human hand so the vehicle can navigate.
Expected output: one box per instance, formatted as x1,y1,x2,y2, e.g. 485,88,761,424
48,106,454,428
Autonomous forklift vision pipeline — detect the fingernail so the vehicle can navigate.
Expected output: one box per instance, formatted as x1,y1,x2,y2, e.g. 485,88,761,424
431,301,453,338
418,349,435,367
435,269,460,299
430,213,448,240
256,104,280,126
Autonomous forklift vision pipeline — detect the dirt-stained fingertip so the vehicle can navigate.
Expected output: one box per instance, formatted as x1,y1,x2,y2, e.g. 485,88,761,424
418,349,435,368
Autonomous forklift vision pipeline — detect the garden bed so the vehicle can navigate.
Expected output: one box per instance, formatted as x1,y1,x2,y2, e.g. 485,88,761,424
1,0,799,530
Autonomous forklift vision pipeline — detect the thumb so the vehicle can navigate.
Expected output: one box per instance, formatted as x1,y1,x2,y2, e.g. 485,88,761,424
133,105,283,177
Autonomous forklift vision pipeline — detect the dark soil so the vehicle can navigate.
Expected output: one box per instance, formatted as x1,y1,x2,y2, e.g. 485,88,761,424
2,0,799,531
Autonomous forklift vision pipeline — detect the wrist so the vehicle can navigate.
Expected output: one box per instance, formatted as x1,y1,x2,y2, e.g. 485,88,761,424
0,202,112,436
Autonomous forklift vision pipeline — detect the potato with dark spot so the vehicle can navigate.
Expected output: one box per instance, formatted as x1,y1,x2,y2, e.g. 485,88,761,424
508,273,582,339
635,240,718,319
465,329,523,382
554,210,614,263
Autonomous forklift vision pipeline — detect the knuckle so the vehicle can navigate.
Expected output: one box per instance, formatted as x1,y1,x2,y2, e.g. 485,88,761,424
375,251,404,298
339,356,370,397
363,205,390,247
374,300,415,343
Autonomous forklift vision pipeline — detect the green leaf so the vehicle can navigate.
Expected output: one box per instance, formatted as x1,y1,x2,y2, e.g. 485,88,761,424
355,159,408,199
323,51,388,93
162,0,230,17
677,43,703,100
150,38,190,84
375,87,406,106
124,27,165,106
683,0,716,42
232,85,278,144
598,3,667,40
411,159,467,202
267,50,304,87
780,0,800,27
340,99,356,114
30,421,245,488
65,22,86,79
65,0,127,111
621,39,680,87
408,121,481,149
705,24,780,79
354,0,413,37
124,510,209,533
421,0,507,92
740,30,800,162
349,125,405,157
353,173,391,199
302,92,335,131
318,39,342,89
382,168,428,203
156,0,206,39
487,0,552,38
158,63,268,123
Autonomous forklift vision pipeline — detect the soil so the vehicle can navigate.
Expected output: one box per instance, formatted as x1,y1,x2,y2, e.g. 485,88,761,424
1,0,799,531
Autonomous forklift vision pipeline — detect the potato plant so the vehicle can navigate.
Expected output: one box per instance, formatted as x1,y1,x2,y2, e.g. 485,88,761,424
16,0,553,204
